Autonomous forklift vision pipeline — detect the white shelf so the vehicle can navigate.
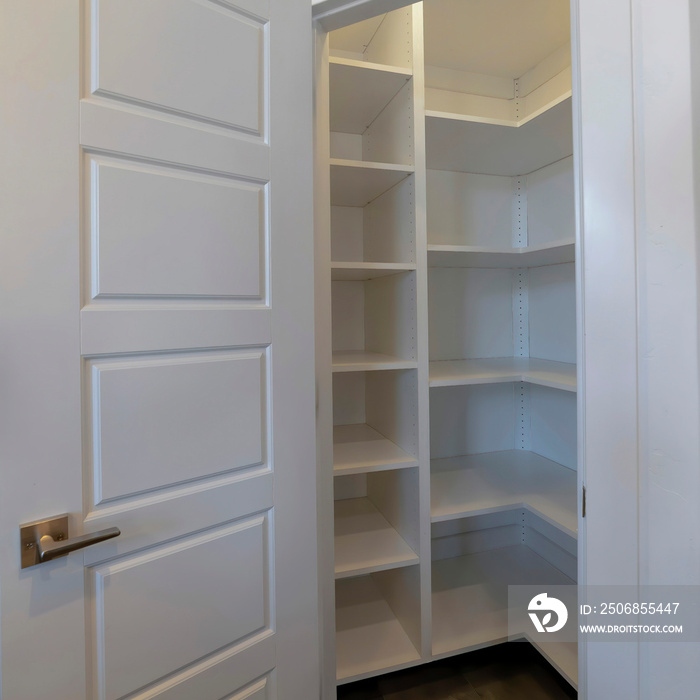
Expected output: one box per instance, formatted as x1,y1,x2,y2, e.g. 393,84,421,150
334,497,419,578
431,545,574,657
429,357,576,392
431,451,577,537
336,574,421,682
427,240,575,269
330,57,411,135
532,640,578,689
425,98,573,176
330,159,414,207
331,262,417,281
334,424,418,476
333,350,418,372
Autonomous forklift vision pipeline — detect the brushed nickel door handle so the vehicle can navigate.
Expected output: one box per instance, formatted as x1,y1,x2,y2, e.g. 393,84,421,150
38,527,120,563
20,514,120,568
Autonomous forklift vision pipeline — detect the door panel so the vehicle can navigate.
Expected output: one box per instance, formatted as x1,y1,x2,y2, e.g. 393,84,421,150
0,0,316,697
89,350,265,502
91,158,264,298
93,0,265,134
92,517,267,700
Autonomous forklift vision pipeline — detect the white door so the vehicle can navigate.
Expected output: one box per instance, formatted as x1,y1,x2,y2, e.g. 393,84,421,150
0,2,318,699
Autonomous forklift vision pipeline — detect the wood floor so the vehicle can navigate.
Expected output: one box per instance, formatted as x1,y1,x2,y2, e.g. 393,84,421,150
337,643,577,700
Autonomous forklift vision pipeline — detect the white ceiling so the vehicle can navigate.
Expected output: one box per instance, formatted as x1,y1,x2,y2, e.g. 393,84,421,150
424,0,570,78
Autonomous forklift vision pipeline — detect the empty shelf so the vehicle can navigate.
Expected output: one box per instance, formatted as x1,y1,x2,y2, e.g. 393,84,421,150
330,57,411,135
334,424,418,476
429,357,576,392
331,262,417,281
426,98,573,177
427,240,575,269
330,159,414,207
335,497,419,578
431,451,577,537
336,575,421,682
333,351,418,372
431,545,574,658
532,640,578,689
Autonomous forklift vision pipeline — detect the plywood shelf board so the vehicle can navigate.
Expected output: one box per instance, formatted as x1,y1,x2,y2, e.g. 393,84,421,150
331,262,417,281
427,240,575,269
334,497,419,578
429,357,576,392
333,350,418,372
336,575,421,681
330,159,414,207
330,58,412,135
334,424,418,475
425,98,573,177
431,451,577,537
431,545,574,657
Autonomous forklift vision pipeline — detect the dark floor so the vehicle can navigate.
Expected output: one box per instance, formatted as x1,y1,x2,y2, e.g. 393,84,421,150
337,643,577,700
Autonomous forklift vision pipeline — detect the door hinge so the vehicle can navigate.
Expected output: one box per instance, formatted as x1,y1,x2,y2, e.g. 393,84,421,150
582,485,586,518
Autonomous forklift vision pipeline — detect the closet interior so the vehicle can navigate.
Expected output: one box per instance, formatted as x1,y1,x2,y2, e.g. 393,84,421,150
316,0,579,692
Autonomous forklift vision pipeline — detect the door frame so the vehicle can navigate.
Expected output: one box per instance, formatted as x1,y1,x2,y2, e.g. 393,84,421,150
312,0,700,698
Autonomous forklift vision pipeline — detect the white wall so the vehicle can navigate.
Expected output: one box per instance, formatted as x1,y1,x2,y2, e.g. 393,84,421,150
634,0,700,697
578,0,700,698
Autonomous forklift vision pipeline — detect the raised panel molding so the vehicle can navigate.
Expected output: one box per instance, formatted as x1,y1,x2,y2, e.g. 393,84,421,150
89,0,267,135
87,350,266,504
80,102,270,182
88,156,265,299
90,516,269,700
80,307,271,356
127,632,274,700
223,677,270,700
82,469,273,565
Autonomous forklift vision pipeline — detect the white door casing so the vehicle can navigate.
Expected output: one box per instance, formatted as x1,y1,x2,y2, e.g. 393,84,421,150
0,1,318,699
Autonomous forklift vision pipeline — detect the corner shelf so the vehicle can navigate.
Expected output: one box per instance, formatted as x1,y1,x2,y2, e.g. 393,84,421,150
532,640,578,690
336,574,421,682
429,357,576,393
425,98,573,176
431,545,574,657
334,497,419,578
330,57,412,135
334,424,418,476
331,262,417,281
333,351,418,373
330,159,414,207
430,451,577,537
427,240,575,269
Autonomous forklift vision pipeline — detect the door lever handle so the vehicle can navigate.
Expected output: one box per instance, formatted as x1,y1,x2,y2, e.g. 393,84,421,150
20,514,120,568
38,527,120,563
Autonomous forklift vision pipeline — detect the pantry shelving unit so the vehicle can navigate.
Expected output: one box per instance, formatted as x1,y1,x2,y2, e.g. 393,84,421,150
315,0,579,694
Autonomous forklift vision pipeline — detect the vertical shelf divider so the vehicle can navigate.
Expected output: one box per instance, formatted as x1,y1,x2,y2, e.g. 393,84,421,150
313,23,337,700
410,2,432,662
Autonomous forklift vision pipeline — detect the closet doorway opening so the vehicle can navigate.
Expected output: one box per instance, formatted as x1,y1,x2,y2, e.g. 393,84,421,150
314,1,590,698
